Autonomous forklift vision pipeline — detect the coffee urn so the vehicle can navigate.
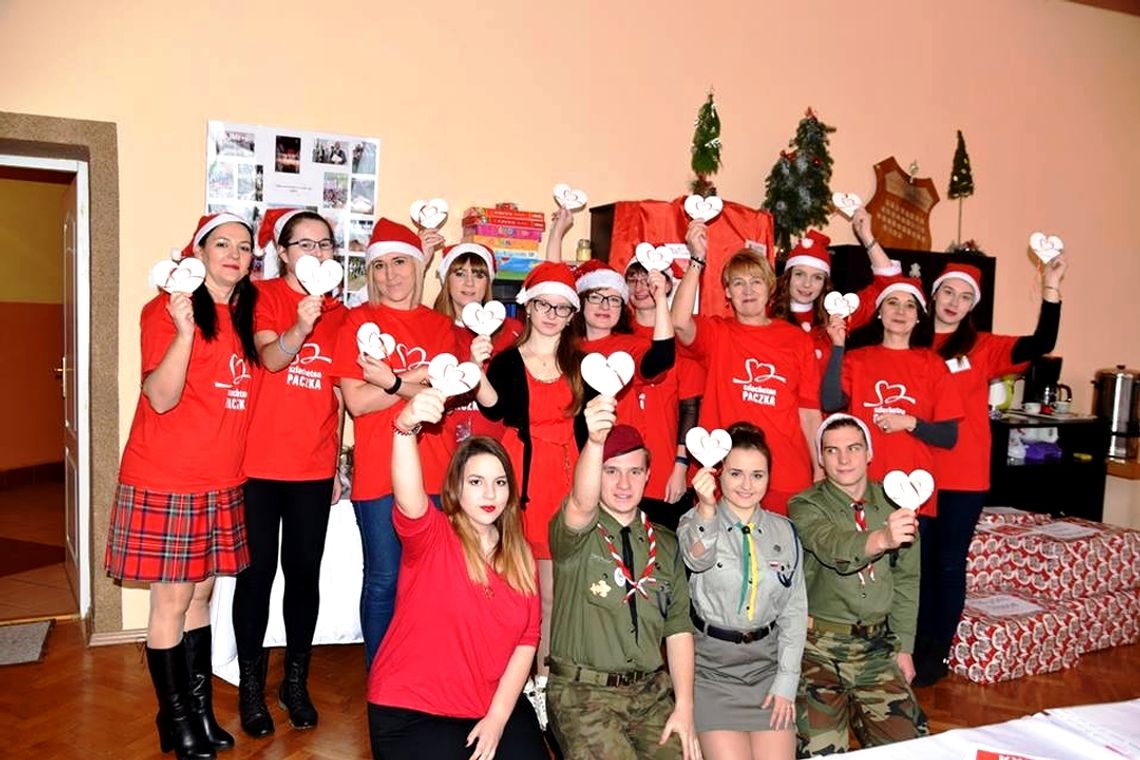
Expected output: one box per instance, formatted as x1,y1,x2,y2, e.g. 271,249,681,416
1092,365,1140,461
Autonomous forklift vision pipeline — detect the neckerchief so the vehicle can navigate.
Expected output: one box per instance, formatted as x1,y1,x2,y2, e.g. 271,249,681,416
596,511,657,601
851,499,876,586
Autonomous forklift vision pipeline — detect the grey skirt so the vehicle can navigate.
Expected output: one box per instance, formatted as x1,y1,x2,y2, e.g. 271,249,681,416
693,628,781,732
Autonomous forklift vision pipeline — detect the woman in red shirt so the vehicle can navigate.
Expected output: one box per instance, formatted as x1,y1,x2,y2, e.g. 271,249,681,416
672,220,823,515
912,257,1067,685
233,209,346,737
367,389,545,759
104,213,260,760
329,218,462,668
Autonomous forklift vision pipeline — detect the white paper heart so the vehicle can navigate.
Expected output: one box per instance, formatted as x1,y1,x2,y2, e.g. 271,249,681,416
150,257,205,294
552,183,588,211
831,192,863,220
356,322,395,360
410,198,449,230
581,351,635,397
294,255,344,296
461,300,506,337
1028,231,1064,264
683,194,724,223
427,353,481,397
883,469,935,511
684,427,732,469
634,242,675,272
823,291,861,318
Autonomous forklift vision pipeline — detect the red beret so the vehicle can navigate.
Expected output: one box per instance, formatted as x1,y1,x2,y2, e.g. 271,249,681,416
603,424,646,462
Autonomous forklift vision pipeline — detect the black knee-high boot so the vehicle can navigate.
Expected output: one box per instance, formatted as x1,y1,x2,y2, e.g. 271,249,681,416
279,649,318,729
183,626,236,750
146,642,215,760
237,651,275,738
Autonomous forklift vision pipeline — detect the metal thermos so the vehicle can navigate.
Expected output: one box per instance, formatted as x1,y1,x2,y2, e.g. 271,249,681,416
1091,365,1140,461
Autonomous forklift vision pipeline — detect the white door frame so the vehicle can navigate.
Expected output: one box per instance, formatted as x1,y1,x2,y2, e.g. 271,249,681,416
1,154,91,617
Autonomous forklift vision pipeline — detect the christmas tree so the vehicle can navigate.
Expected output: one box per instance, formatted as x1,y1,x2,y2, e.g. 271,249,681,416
948,130,975,246
689,91,722,196
762,108,835,255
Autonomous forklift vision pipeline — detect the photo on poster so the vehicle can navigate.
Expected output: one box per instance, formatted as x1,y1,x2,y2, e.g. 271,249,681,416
312,138,350,166
208,161,235,198
348,218,373,253
216,129,256,158
323,172,349,210
340,251,368,303
275,135,302,173
352,141,378,174
236,164,264,202
351,178,375,215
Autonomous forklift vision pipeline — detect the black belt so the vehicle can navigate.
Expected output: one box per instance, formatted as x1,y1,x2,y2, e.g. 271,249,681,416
690,607,774,644
807,616,889,638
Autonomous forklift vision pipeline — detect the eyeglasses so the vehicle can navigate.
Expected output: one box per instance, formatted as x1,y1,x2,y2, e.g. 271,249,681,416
529,298,576,318
625,274,649,286
287,238,336,253
584,293,624,309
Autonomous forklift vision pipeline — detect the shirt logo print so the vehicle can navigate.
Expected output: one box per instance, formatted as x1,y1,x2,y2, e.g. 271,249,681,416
214,354,252,389
863,379,916,408
732,358,787,386
393,343,428,371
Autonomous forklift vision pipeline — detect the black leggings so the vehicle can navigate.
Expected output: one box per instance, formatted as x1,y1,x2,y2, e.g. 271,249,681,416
233,477,334,659
368,697,546,760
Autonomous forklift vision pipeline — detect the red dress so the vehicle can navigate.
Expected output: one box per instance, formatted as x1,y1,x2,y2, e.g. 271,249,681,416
444,316,522,444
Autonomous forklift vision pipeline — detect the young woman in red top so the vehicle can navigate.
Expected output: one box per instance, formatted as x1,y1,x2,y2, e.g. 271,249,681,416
912,256,1067,685
105,213,259,760
233,209,346,737
367,389,546,760
329,218,463,668
672,220,823,515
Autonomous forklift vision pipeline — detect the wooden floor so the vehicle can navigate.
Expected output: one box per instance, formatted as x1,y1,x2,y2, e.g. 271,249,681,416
0,482,75,622
1,619,1138,759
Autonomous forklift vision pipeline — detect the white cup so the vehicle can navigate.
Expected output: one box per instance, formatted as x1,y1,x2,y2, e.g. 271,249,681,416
1054,400,1072,414
1023,402,1042,414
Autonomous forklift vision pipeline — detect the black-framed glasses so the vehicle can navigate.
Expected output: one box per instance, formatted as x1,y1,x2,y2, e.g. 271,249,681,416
625,274,650,286
530,298,576,318
287,238,336,253
584,292,624,309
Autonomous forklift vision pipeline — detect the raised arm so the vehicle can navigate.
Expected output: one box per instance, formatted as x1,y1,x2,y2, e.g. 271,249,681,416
545,206,574,262
1009,255,1066,364
142,293,195,414
671,220,708,346
563,395,617,531
851,208,894,273
676,466,720,571
390,388,447,520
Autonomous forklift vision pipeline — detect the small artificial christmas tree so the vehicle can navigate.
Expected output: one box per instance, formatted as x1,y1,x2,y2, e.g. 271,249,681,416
689,90,722,196
762,107,836,255
948,130,975,246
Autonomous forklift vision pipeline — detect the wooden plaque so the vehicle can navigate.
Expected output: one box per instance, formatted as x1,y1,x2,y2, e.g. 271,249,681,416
866,156,940,251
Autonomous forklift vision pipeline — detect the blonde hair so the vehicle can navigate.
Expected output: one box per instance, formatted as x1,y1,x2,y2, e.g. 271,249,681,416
431,252,492,320
720,249,776,293
367,254,425,309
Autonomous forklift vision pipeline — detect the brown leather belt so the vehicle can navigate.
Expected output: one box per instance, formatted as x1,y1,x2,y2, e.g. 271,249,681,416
547,660,662,688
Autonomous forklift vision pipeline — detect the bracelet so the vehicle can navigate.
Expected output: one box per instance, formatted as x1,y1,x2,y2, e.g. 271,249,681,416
864,238,879,250
1043,286,1060,293
675,455,690,466
384,376,403,395
277,333,301,356
392,421,422,437
690,255,706,269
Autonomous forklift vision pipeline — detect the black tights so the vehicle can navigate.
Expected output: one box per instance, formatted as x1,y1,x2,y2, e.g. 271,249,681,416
233,477,334,659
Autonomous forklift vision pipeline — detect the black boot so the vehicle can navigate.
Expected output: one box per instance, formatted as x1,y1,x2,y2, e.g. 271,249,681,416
237,652,275,738
278,650,318,729
183,626,235,751
911,636,950,688
146,642,216,760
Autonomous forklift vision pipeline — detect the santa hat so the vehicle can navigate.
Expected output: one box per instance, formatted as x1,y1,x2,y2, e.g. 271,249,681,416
257,208,306,255
816,413,874,461
180,212,253,259
515,262,580,310
574,259,629,302
931,263,983,308
366,218,423,264
874,274,927,311
784,230,832,274
437,242,494,281
603,424,647,462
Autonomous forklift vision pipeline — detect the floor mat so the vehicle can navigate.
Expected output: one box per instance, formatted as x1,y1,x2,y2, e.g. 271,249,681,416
0,619,52,666
0,537,65,578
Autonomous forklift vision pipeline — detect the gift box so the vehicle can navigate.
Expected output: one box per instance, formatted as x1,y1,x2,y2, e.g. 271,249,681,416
465,235,541,252
462,205,546,230
965,523,1038,593
463,224,544,241
949,591,1082,684
1058,587,1140,655
491,250,544,280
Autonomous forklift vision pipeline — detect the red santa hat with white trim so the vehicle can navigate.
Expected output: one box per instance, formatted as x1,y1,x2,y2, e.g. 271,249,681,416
784,230,832,274
816,413,874,461
180,212,254,259
366,218,424,265
516,261,580,310
437,242,495,281
931,262,983,308
257,207,307,256
874,274,928,311
574,259,629,302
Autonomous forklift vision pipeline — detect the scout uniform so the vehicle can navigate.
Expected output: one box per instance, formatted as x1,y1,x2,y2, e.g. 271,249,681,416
546,505,691,759
788,479,928,756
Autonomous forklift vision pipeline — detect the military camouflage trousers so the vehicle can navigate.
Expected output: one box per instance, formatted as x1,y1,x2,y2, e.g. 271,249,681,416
547,669,681,760
795,629,928,756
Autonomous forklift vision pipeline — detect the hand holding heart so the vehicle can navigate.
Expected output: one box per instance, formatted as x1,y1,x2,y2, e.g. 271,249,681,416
553,183,588,212
685,427,732,468
826,314,847,347
419,229,445,261
878,504,919,550
692,467,718,510
151,257,205,294
357,322,396,360
581,351,635,397
832,192,863,220
1029,231,1064,265
584,395,617,444
399,387,447,429
883,468,935,512
851,207,874,246
294,294,323,335
357,352,396,390
410,198,448,230
684,194,723,223
165,292,195,338
427,353,481,397
295,255,343,296
470,334,493,365
823,291,860,319
461,301,506,336
685,220,709,261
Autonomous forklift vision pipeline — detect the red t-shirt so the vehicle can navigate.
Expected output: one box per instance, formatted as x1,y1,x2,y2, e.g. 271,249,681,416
368,506,540,718
841,345,965,515
244,278,346,481
931,332,1025,491
685,316,820,504
443,315,522,443
330,303,459,500
119,294,258,492
579,332,653,426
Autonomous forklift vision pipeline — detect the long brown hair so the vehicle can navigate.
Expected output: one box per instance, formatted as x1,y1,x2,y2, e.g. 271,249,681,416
769,266,831,328
441,437,536,595
518,306,585,416
431,252,492,320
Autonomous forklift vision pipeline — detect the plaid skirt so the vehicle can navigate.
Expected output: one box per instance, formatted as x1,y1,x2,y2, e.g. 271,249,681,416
104,483,250,583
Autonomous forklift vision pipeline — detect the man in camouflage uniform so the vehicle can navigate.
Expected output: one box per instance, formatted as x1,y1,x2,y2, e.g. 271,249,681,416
546,396,700,760
788,414,928,756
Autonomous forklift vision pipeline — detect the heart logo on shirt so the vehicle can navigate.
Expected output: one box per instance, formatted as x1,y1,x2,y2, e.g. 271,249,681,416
864,380,916,408
395,343,429,371
229,354,251,386
683,194,723,223
294,255,344,296
685,427,732,469
634,242,675,273
731,358,787,386
552,183,588,211
410,198,449,230
461,300,506,337
356,322,395,360
831,192,863,220
1028,232,1064,264
427,353,481,397
581,351,635,397
883,469,935,511
823,291,860,318
150,257,205,294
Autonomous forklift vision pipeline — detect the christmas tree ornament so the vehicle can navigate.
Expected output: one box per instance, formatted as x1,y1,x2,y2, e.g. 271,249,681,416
689,90,722,196
948,130,975,246
762,108,836,255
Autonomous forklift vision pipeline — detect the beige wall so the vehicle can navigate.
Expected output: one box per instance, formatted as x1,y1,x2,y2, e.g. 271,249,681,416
2,0,1138,624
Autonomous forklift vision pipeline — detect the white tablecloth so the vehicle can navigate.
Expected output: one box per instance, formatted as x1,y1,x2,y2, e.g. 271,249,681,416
209,499,363,685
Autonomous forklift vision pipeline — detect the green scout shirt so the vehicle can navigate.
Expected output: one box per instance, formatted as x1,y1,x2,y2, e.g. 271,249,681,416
787,479,920,652
548,504,692,673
